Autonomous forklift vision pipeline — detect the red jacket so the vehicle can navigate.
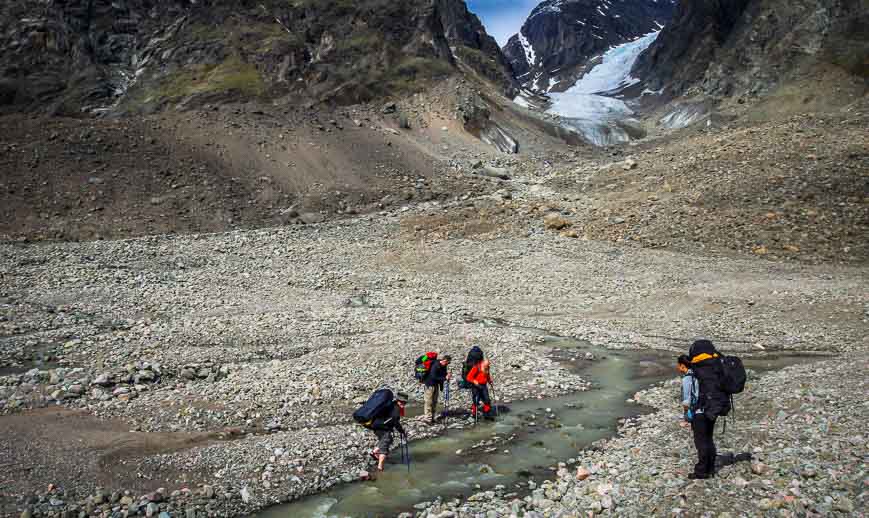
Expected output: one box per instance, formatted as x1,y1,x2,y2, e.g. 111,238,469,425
466,363,491,385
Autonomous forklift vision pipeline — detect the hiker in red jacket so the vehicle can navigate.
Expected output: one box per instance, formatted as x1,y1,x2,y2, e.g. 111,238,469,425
466,359,493,419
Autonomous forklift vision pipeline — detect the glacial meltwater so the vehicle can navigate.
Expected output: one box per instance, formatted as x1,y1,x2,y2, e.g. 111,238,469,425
259,339,823,518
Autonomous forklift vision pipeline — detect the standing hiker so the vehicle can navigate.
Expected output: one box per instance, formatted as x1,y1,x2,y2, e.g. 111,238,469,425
677,354,698,428
686,340,731,479
353,389,408,472
466,359,494,419
423,355,452,425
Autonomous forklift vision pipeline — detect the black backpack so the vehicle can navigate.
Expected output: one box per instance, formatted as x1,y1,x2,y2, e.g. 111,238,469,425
720,355,747,395
459,346,484,388
353,389,394,429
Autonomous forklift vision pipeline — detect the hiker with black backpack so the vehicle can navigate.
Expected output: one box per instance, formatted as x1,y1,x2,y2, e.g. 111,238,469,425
352,389,408,472
422,355,452,425
686,339,746,479
466,359,494,419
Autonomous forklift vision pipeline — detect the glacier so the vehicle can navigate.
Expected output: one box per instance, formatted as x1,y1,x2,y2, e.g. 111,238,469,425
542,31,660,146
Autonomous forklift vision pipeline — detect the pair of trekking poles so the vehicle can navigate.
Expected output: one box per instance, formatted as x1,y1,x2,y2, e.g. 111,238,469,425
439,379,499,426
397,431,411,473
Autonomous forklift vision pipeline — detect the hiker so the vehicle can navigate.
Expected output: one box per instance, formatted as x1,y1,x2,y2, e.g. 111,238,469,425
677,354,698,428
458,345,485,390
686,340,731,479
423,355,452,424
353,389,408,472
466,358,494,419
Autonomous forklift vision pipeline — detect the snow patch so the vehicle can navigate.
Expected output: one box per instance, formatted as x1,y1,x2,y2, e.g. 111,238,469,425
518,30,537,66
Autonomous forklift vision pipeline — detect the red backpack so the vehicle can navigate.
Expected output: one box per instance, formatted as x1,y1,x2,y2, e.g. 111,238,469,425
414,352,438,382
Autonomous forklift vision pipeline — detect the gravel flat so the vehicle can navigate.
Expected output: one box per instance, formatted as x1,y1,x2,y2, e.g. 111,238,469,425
1,170,866,516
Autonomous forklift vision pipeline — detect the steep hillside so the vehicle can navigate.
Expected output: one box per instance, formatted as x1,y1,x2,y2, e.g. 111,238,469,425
633,0,869,98
503,0,675,93
0,0,516,115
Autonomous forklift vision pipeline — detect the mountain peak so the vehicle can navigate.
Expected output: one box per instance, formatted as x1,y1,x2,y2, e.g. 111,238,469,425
504,0,676,93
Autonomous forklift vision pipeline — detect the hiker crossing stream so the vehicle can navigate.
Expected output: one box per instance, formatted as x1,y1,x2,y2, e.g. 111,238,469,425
259,339,820,518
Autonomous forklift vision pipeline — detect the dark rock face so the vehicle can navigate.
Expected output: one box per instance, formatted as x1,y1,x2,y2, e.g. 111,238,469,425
503,0,676,93
435,0,519,96
633,0,869,97
0,0,516,114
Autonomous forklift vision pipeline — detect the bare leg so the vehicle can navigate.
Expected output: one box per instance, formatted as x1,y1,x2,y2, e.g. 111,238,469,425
377,453,387,471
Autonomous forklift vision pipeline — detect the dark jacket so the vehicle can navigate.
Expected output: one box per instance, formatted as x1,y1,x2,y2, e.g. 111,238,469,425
689,340,731,419
372,403,405,434
424,360,449,388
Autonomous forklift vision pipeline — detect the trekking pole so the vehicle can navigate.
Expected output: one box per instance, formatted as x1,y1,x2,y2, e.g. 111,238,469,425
490,380,499,419
403,432,411,473
444,382,451,429
399,431,405,466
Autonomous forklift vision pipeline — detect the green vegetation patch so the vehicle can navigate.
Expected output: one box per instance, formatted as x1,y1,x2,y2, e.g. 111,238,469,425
152,55,266,102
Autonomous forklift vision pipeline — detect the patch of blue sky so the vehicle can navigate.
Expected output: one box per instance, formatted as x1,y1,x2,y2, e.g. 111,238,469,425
466,0,541,46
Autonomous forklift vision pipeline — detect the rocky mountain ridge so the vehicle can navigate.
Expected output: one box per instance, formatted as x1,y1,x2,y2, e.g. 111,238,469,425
632,0,869,98
503,0,675,93
0,0,517,115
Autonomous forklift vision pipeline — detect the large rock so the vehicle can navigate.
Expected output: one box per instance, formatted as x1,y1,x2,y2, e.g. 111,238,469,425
544,213,571,230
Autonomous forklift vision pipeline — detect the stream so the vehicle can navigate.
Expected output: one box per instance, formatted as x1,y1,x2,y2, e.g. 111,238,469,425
259,338,821,518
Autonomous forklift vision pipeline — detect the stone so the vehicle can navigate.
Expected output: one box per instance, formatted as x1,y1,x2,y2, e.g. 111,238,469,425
134,370,156,383
543,213,570,230
750,461,767,475
145,502,158,517
298,213,325,225
576,467,591,481
92,374,113,387
834,498,854,513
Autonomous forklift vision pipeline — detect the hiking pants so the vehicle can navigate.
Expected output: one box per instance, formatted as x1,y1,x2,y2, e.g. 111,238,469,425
423,385,440,420
374,429,394,455
691,413,717,476
471,384,491,414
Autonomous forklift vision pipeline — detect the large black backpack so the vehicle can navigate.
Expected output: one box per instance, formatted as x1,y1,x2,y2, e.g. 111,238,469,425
693,359,731,418
353,389,394,429
720,355,747,395
459,346,484,388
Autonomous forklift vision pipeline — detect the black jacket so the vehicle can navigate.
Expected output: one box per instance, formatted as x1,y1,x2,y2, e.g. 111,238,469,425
424,360,449,388
372,403,405,434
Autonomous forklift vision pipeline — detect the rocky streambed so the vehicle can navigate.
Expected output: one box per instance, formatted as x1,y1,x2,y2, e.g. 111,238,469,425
416,355,867,518
1,202,866,517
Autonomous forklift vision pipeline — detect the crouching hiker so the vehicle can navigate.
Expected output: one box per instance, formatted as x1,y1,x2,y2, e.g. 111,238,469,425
466,359,494,419
423,355,452,425
353,389,408,472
